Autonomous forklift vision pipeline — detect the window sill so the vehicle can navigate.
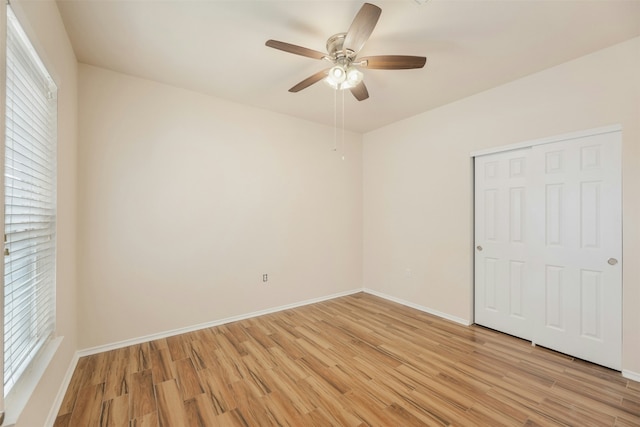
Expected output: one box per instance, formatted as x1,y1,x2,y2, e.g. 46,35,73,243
3,336,63,426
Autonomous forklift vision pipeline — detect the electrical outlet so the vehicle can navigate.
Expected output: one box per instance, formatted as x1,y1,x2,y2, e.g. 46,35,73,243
263,274,268,283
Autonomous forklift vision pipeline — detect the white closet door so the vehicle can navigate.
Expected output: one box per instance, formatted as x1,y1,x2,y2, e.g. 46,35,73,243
474,130,622,370
529,132,622,370
474,148,533,340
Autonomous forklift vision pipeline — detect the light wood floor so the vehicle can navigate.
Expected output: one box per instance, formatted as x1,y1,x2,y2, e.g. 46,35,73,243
54,293,640,426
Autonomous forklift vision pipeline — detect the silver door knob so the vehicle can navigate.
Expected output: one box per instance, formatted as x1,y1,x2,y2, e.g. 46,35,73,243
608,258,618,265
476,245,483,251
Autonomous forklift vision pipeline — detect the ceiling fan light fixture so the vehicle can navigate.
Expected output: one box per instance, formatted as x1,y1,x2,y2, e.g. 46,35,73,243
326,65,347,88
326,64,362,90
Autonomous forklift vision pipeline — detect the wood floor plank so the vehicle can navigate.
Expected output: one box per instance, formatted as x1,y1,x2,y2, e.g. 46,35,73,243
296,336,339,368
129,369,156,419
262,389,307,426
220,324,249,357
268,331,306,359
242,339,277,371
198,367,237,414
213,346,247,384
68,383,104,426
86,353,110,386
615,413,640,426
262,367,315,415
296,377,363,426
295,324,333,349
166,334,191,361
99,394,128,426
156,379,189,427
343,389,404,426
403,382,474,426
240,355,272,396
102,350,129,401
149,337,169,352
130,342,152,373
546,381,637,421
174,357,205,400
190,326,220,347
244,325,275,350
129,411,158,427
267,345,308,382
299,353,352,394
302,407,340,427
256,392,301,427
385,402,434,427
188,339,213,371
270,318,304,341
228,379,269,426
220,409,253,427
184,393,223,427
469,390,534,425
536,394,617,425
55,293,640,426
57,361,89,415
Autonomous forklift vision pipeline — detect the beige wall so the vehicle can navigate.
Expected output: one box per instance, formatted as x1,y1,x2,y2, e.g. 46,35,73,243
77,65,363,349
4,1,78,425
363,37,640,375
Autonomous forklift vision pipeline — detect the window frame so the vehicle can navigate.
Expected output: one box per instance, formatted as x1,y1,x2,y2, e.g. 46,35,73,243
2,2,58,409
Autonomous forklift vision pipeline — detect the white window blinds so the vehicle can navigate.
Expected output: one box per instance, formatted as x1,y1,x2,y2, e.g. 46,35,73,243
3,5,57,396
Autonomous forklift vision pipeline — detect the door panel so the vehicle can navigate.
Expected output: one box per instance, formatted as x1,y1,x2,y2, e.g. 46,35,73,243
580,269,602,339
530,132,621,369
580,181,601,249
544,265,564,330
474,148,532,340
545,184,564,246
509,260,525,318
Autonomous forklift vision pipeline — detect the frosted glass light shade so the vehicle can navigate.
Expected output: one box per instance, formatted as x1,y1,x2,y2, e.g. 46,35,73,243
325,65,363,90
346,67,363,86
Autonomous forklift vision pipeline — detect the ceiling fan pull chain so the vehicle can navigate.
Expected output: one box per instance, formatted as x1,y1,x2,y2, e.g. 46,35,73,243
334,88,337,152
341,89,346,161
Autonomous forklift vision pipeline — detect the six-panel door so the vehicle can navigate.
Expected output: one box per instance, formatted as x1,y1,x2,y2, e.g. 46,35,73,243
474,147,533,341
529,133,622,370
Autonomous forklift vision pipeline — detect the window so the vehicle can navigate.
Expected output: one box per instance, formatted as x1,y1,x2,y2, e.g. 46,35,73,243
3,5,57,397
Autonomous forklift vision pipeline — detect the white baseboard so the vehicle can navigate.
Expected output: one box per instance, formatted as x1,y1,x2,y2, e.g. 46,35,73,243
78,288,363,357
44,350,79,427
623,369,640,383
363,288,471,326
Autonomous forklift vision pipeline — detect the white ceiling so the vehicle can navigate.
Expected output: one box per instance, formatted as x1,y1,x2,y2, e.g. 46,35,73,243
56,0,640,133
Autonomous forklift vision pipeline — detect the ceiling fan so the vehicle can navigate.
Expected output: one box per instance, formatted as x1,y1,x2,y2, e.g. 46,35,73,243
265,2,426,101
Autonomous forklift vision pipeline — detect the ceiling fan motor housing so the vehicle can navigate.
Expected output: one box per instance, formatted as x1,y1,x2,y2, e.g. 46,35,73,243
326,33,356,64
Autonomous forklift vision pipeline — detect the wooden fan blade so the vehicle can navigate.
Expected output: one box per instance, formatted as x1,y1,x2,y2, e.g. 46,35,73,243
343,3,382,54
266,39,327,60
359,55,427,70
350,81,369,101
289,69,329,92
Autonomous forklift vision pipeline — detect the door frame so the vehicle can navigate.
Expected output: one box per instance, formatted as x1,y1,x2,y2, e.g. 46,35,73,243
471,124,621,158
